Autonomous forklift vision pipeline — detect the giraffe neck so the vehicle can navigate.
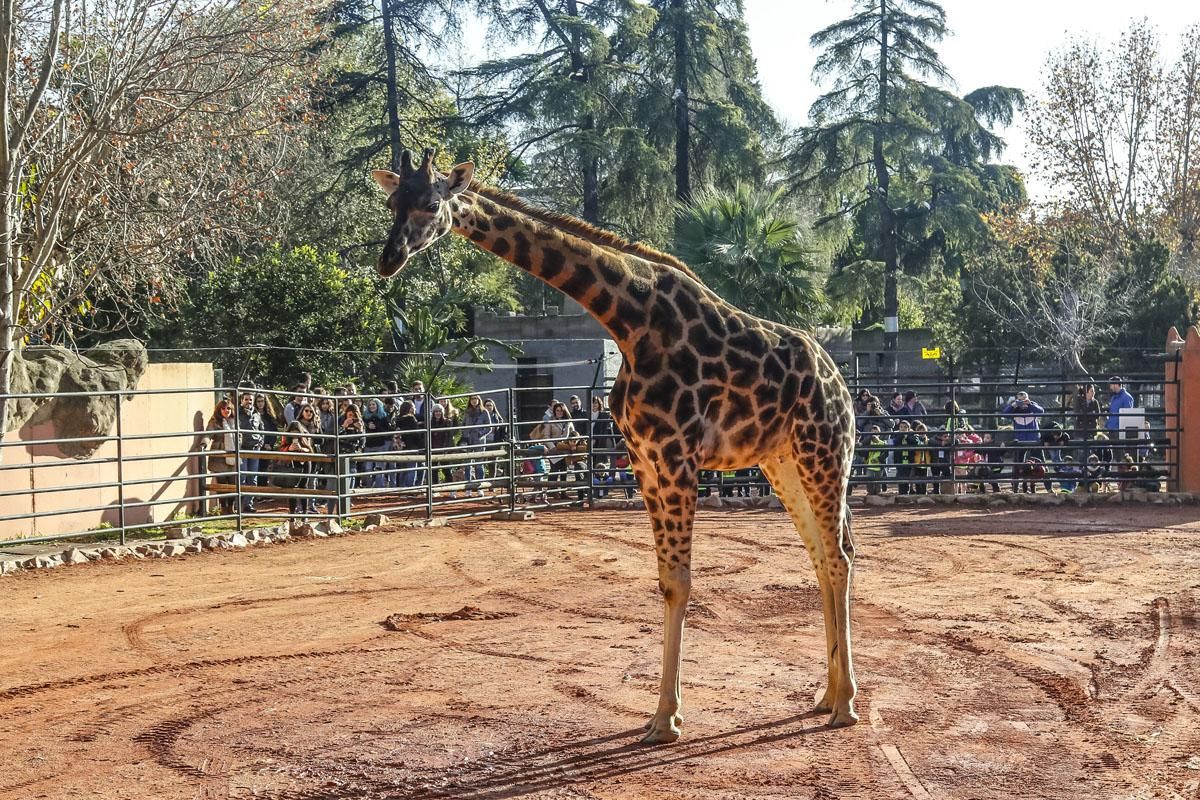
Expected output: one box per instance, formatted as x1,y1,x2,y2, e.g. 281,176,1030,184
449,191,658,344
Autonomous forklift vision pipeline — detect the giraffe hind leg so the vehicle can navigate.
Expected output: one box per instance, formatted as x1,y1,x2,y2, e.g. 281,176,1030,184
760,455,858,728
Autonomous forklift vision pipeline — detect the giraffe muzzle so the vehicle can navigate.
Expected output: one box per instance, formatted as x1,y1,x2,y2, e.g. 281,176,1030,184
377,245,409,278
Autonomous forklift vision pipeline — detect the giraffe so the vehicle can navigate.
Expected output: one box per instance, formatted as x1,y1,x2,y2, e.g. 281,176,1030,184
371,149,858,744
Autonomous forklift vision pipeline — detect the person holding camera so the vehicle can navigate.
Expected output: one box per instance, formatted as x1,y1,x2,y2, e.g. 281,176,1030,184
1001,390,1045,492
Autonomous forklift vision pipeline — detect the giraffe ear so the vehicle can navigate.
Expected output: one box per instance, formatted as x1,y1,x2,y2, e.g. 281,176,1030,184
370,169,401,194
447,162,474,196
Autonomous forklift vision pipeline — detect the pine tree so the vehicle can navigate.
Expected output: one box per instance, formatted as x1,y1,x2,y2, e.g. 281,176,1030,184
792,0,1023,355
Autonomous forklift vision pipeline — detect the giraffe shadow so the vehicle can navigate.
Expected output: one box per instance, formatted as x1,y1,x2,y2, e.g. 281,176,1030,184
280,713,832,800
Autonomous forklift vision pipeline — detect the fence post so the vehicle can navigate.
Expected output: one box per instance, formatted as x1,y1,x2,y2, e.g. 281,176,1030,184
586,387,595,507
116,392,127,545
424,392,433,520
335,416,348,520
507,388,517,515
234,390,243,530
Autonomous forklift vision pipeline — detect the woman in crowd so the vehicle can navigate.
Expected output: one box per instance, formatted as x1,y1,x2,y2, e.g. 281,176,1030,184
393,400,424,489
462,395,494,496
203,397,238,515
278,420,314,519
362,397,393,489
338,403,366,487
543,400,581,482
428,403,457,496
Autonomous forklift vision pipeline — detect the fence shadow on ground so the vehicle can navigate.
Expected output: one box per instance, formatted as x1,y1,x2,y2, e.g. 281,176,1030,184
866,504,1200,539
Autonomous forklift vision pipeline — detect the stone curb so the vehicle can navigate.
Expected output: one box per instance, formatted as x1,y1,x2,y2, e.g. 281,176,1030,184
0,514,447,578
851,490,1200,509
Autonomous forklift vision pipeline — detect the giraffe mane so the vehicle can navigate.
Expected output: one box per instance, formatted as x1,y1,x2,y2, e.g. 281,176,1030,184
468,181,704,284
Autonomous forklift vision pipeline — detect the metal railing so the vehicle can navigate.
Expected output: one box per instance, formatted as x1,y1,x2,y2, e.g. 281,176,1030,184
0,365,1182,549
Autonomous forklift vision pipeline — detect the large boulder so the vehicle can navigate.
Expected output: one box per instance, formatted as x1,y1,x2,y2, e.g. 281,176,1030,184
7,340,147,456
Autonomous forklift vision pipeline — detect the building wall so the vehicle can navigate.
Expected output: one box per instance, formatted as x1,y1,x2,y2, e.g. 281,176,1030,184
0,362,215,541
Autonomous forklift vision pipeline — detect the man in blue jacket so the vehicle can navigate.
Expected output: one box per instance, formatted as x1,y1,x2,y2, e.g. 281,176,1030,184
1105,376,1136,432
1001,390,1045,491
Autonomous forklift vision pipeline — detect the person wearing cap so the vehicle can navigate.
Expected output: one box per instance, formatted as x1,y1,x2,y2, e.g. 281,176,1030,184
1001,390,1045,491
1105,376,1135,432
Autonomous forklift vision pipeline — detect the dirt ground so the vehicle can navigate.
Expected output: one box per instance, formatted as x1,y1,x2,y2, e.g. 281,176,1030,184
4,506,1200,799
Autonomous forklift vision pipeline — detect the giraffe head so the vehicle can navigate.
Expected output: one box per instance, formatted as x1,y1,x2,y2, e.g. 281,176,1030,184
370,147,474,277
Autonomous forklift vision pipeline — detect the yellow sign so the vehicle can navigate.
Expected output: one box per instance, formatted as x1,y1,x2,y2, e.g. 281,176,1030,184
921,347,941,360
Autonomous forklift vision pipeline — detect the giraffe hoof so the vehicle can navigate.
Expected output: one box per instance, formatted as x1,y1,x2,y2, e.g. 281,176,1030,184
639,715,682,745
827,707,859,729
642,713,683,730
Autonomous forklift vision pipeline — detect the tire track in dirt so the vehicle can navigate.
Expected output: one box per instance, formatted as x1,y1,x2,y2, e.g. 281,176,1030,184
0,642,414,702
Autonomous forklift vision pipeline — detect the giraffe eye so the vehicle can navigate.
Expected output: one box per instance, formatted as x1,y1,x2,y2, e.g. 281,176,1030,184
426,201,440,213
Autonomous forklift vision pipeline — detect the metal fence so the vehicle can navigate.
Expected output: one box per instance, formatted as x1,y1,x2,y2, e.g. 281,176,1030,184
0,364,1181,549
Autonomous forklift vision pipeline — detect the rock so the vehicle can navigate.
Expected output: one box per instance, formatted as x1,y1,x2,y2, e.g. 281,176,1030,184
185,543,202,554
363,514,389,528
319,520,344,536
765,495,783,509
226,532,249,548
62,548,91,565
957,494,985,506
864,494,892,507
6,340,147,451
987,496,1008,508
160,543,188,557
363,524,379,532
1107,492,1125,504
26,555,62,570
0,559,20,575
916,496,936,506
291,524,317,538
494,510,536,521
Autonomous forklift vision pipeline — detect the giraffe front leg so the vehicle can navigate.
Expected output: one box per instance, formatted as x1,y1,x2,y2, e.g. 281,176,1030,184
642,562,691,744
633,460,696,745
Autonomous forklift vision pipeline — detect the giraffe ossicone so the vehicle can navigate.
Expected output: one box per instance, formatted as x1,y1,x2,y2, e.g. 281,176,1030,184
371,150,860,743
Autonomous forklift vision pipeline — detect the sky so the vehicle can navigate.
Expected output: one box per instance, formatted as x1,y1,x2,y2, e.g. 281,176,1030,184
743,0,1200,199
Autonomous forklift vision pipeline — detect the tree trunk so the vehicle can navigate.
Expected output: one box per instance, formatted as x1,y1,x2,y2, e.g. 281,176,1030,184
0,236,15,459
672,0,691,205
565,0,600,224
873,0,899,365
381,0,404,173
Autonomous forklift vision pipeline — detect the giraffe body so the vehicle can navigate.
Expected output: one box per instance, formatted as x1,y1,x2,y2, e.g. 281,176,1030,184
371,151,859,743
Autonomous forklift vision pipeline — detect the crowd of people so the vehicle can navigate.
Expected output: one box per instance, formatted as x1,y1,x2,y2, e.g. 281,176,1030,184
198,371,1167,517
199,375,636,517
850,377,1164,495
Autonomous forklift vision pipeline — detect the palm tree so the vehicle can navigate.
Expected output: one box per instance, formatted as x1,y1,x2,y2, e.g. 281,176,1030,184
674,184,827,327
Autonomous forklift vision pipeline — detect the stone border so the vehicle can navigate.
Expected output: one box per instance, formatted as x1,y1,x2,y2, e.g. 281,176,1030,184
593,491,1200,512
0,514,443,577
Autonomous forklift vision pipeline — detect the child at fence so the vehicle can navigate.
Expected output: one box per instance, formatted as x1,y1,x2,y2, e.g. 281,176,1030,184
277,420,314,519
864,426,887,495
1086,453,1106,493
909,421,931,495
483,397,508,480
1058,456,1082,493
930,431,954,494
975,432,1005,494
1015,457,1046,494
519,423,551,504
952,429,984,494
893,420,916,495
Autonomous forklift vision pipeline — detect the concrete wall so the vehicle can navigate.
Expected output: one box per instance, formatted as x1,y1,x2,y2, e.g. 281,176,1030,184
0,362,215,541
